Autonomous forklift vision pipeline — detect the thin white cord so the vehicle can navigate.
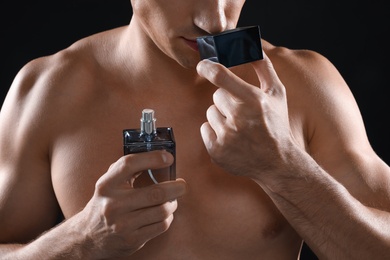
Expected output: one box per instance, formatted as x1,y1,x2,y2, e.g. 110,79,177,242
148,169,158,184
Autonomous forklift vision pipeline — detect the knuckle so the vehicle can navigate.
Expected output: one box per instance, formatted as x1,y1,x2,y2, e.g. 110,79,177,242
100,198,117,219
95,178,108,195
156,215,173,232
213,88,224,102
160,219,171,232
158,202,176,218
119,155,132,169
206,105,216,118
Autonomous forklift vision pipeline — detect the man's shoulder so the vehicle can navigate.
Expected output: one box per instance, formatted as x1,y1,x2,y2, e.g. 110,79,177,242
15,40,102,96
16,26,125,89
2,40,105,125
263,40,329,72
263,40,343,92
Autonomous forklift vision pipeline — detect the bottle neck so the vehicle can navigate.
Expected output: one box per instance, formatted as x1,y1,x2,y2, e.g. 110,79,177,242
140,131,156,142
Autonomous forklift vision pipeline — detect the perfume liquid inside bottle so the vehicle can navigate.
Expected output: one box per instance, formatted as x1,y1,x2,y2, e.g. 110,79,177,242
123,109,176,188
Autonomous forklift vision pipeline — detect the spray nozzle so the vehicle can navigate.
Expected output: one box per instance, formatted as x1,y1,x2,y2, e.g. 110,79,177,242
140,108,156,135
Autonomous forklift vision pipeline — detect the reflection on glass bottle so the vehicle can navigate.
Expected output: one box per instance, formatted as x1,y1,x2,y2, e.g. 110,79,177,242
123,108,176,188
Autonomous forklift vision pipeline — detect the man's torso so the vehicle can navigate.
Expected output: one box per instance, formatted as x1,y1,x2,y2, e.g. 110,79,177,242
23,29,307,259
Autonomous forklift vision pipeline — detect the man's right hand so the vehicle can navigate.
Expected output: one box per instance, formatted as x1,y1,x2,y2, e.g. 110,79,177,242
74,150,186,258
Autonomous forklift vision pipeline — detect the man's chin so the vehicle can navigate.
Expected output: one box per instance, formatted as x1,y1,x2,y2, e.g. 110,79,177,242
176,56,200,70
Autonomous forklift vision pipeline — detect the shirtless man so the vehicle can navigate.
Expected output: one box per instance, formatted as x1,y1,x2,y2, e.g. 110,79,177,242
1,0,390,259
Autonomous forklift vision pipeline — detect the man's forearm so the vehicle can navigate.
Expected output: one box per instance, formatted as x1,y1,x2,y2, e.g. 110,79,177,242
0,217,92,260
257,148,390,259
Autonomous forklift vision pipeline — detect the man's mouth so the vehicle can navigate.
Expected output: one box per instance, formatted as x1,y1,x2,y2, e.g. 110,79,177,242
182,37,199,51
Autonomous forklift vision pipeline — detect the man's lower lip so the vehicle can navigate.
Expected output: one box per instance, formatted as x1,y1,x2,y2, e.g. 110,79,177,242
184,38,199,51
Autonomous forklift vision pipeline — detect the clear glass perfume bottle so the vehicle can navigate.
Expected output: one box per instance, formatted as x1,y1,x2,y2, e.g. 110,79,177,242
123,108,176,188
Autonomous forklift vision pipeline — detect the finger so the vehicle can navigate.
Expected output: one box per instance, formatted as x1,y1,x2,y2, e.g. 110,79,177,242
206,104,226,135
134,213,175,246
133,200,178,229
200,122,216,152
128,179,187,210
196,59,258,100
212,87,240,121
251,52,284,94
117,211,176,254
101,150,174,187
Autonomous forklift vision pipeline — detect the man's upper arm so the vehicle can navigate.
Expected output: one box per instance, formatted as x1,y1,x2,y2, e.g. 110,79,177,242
0,64,61,243
300,51,390,208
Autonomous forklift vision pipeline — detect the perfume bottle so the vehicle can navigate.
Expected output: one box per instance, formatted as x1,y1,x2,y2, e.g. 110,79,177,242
123,108,176,188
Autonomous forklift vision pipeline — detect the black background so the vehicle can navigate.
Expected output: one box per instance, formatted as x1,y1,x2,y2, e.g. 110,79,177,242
0,1,389,257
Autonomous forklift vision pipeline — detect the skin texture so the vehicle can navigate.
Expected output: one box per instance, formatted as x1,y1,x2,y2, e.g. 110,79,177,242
1,0,390,259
